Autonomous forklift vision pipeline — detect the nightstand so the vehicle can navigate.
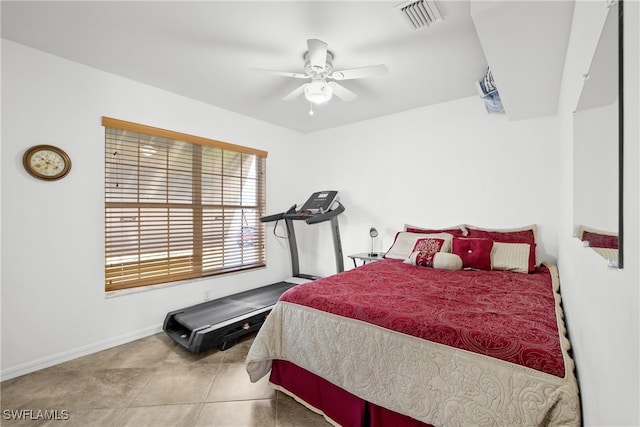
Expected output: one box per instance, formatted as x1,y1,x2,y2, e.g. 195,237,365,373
348,253,384,267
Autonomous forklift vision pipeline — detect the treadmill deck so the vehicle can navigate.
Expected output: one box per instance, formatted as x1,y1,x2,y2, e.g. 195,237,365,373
163,281,297,352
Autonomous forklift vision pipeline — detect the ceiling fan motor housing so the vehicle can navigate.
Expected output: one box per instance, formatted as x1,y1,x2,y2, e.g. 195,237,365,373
304,51,333,77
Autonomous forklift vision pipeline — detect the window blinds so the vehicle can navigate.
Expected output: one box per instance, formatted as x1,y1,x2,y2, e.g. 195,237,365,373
103,117,266,291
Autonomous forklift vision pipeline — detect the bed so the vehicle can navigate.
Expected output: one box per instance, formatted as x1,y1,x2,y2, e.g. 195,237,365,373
246,225,581,426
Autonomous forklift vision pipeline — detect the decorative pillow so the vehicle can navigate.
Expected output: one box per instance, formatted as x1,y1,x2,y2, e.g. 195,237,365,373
384,232,453,260
452,237,493,271
432,252,463,270
403,238,445,267
491,242,530,273
465,225,538,272
582,231,618,249
412,237,445,253
577,225,618,249
406,250,438,267
404,224,468,237
405,249,463,270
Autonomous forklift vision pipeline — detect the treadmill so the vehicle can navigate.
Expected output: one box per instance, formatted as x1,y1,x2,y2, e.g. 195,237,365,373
163,191,345,352
260,190,345,280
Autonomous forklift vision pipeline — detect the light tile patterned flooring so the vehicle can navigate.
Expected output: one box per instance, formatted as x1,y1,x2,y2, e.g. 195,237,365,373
1,333,330,426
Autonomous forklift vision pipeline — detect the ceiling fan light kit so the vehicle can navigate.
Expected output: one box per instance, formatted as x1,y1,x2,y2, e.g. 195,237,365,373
252,38,388,114
305,78,333,104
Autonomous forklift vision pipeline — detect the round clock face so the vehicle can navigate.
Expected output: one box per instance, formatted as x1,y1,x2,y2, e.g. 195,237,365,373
23,145,72,180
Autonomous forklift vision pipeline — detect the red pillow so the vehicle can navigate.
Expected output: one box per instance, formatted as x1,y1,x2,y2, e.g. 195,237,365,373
466,227,536,272
408,238,445,267
405,224,467,237
582,231,618,249
452,238,493,271
412,238,445,253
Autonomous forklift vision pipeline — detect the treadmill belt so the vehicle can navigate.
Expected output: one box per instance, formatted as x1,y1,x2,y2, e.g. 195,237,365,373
224,281,295,307
173,281,295,331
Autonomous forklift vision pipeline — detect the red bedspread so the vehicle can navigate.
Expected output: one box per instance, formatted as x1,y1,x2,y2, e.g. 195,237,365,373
280,259,565,378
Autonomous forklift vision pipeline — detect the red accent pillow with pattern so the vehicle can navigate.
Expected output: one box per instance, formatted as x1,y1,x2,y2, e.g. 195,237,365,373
412,238,445,253
407,238,445,267
413,251,438,267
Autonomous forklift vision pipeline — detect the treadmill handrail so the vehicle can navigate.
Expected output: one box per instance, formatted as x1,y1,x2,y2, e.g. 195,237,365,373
304,201,345,224
260,201,345,225
259,212,284,223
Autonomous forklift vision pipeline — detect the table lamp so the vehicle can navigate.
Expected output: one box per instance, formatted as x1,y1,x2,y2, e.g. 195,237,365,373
369,227,378,257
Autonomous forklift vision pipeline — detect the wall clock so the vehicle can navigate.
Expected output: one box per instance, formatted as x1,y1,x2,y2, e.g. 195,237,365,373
23,145,72,180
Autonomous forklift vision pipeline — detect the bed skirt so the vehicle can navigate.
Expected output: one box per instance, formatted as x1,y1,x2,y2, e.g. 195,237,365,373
271,359,431,427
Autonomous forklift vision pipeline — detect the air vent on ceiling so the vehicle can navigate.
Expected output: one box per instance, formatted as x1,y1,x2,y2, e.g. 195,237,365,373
395,0,443,31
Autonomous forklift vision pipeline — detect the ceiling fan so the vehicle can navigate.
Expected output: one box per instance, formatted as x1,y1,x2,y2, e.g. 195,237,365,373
251,39,388,113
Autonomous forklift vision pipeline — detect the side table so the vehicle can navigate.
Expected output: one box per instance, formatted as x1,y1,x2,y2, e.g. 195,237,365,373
347,253,384,268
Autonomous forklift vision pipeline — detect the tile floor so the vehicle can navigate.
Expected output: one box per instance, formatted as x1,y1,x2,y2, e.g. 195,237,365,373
1,333,330,426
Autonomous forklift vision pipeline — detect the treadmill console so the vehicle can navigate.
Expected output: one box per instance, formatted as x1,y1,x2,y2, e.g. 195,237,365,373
258,190,345,276
260,190,343,224
299,190,338,214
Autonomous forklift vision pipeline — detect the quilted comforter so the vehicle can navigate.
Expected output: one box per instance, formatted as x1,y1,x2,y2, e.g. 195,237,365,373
246,259,580,426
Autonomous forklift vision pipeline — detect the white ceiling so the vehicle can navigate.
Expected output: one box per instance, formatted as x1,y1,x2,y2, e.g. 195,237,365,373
2,1,491,133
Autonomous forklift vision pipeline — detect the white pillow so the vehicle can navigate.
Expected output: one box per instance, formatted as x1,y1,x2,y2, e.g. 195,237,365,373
404,251,463,270
491,242,530,273
433,252,463,270
385,232,453,260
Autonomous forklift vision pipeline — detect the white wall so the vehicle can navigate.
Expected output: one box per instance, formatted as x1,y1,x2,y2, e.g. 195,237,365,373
297,96,563,277
557,1,639,425
1,40,302,379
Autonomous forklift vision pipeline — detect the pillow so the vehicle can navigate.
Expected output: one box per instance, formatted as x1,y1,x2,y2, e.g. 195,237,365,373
403,238,445,267
452,237,493,270
406,250,438,267
412,237,445,253
577,225,618,249
433,252,463,270
491,242,530,273
384,232,453,260
582,231,618,249
404,224,468,237
405,250,463,270
465,225,538,272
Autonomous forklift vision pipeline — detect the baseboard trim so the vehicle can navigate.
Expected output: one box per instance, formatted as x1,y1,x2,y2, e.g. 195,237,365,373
1,324,163,381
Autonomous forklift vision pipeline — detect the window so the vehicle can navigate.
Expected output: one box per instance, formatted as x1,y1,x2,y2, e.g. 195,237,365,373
103,117,267,292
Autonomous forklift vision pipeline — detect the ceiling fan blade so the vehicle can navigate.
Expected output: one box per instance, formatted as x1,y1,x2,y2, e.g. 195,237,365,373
307,39,328,69
329,82,357,101
282,83,307,101
249,68,308,79
331,64,389,80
